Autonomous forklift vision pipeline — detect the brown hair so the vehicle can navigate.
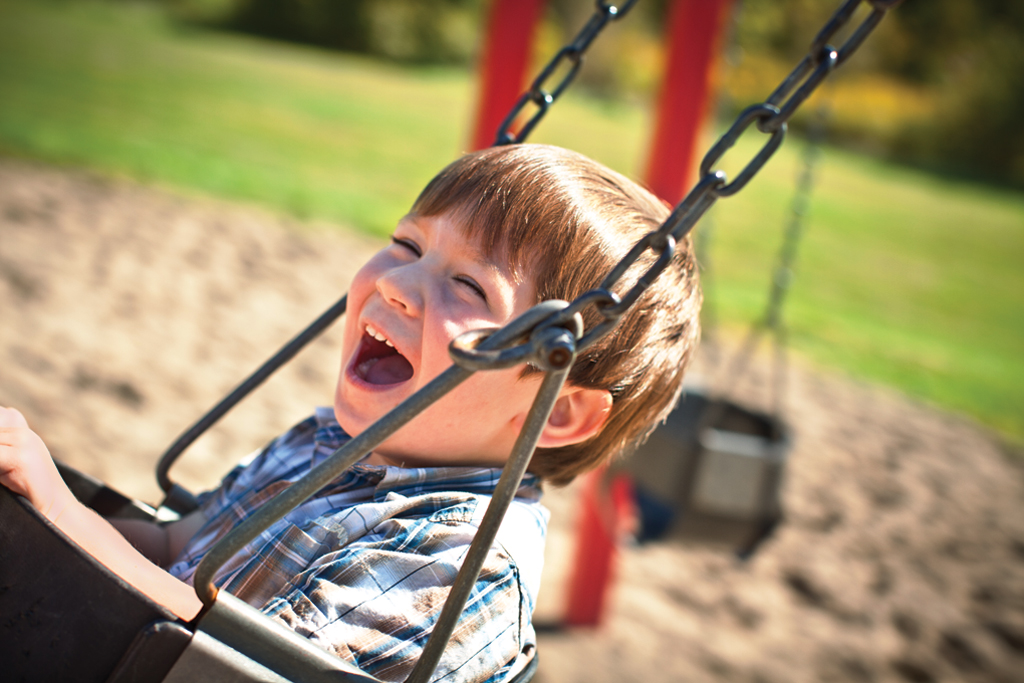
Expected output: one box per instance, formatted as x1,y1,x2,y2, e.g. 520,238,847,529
412,144,701,486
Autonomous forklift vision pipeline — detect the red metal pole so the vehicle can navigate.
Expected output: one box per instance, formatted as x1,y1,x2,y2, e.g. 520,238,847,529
644,0,734,204
564,468,635,627
470,0,547,151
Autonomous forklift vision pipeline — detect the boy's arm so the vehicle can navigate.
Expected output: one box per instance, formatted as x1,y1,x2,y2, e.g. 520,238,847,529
0,407,203,620
110,510,207,568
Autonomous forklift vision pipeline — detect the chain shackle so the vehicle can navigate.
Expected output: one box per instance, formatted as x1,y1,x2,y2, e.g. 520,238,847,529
448,300,584,373
449,328,537,371
531,326,579,372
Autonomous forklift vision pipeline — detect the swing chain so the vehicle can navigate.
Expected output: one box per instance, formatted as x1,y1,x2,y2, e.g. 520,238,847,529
765,104,829,332
661,0,901,228
461,0,903,370
494,0,639,146
159,0,906,492
760,0,895,134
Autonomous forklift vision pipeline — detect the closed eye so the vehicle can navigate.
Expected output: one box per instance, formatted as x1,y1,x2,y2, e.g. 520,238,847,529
455,275,487,302
390,236,421,257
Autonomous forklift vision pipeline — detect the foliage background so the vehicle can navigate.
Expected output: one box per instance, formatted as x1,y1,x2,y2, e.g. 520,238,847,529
171,0,1024,189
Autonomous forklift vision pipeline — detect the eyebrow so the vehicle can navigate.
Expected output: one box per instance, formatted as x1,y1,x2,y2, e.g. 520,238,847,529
403,212,515,279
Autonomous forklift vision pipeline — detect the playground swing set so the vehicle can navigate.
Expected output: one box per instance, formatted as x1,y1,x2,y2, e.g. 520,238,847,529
0,1,904,682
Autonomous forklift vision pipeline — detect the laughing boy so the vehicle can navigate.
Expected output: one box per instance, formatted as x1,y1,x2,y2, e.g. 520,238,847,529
1,144,701,683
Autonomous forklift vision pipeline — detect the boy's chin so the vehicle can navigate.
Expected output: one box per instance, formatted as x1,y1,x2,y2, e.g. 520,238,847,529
331,400,371,438
332,396,411,445
361,448,431,468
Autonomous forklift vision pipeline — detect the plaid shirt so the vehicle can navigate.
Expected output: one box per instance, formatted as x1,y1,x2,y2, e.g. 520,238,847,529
167,407,548,683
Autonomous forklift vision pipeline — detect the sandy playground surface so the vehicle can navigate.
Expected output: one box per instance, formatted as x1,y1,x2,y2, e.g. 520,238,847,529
1,158,1023,683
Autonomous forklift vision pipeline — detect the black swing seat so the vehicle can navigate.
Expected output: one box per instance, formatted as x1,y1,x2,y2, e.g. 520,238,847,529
626,388,790,557
0,482,188,683
0,468,537,683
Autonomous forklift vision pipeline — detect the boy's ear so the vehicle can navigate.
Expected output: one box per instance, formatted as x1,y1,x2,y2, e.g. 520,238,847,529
537,387,613,449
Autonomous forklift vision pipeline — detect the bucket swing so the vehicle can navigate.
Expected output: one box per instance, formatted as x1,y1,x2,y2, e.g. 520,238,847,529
0,2,904,682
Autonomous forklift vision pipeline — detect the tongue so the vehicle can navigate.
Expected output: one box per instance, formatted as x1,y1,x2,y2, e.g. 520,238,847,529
364,355,414,384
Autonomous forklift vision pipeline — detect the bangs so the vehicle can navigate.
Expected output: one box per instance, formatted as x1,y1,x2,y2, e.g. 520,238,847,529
410,146,584,285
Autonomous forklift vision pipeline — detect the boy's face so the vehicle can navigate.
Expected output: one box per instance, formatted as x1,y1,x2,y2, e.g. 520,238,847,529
334,211,543,468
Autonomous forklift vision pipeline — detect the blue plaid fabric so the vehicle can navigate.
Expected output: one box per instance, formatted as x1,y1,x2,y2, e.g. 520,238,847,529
168,407,548,683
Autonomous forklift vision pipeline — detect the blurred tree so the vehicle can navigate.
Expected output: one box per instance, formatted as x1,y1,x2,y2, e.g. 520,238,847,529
186,0,483,64
226,0,372,52
887,0,1024,186
168,0,1022,186
731,0,1024,186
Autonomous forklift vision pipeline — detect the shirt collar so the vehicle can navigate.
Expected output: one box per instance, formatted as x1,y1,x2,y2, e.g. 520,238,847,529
310,407,542,500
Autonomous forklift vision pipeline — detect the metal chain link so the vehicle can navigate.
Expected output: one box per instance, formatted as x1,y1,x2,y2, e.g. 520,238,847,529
493,0,639,146
456,0,904,369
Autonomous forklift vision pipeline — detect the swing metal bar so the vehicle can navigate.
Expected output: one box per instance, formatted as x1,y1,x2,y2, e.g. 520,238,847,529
147,2,904,682
192,301,578,605
406,358,574,683
155,294,349,511
182,593,377,683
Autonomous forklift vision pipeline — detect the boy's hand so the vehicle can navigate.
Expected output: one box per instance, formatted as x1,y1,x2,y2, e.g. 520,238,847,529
0,407,74,522
0,406,203,619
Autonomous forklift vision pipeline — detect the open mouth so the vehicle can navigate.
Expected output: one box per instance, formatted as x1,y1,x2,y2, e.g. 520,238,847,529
352,323,414,385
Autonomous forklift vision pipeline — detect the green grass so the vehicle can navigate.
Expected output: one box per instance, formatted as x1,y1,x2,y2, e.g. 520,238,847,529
2,0,1023,442
704,145,1024,439
0,0,474,234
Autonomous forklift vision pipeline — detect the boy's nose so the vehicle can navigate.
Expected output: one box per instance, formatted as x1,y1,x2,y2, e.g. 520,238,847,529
376,265,423,317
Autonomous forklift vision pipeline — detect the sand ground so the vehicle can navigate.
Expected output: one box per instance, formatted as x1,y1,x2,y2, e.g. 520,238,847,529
2,158,1022,683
